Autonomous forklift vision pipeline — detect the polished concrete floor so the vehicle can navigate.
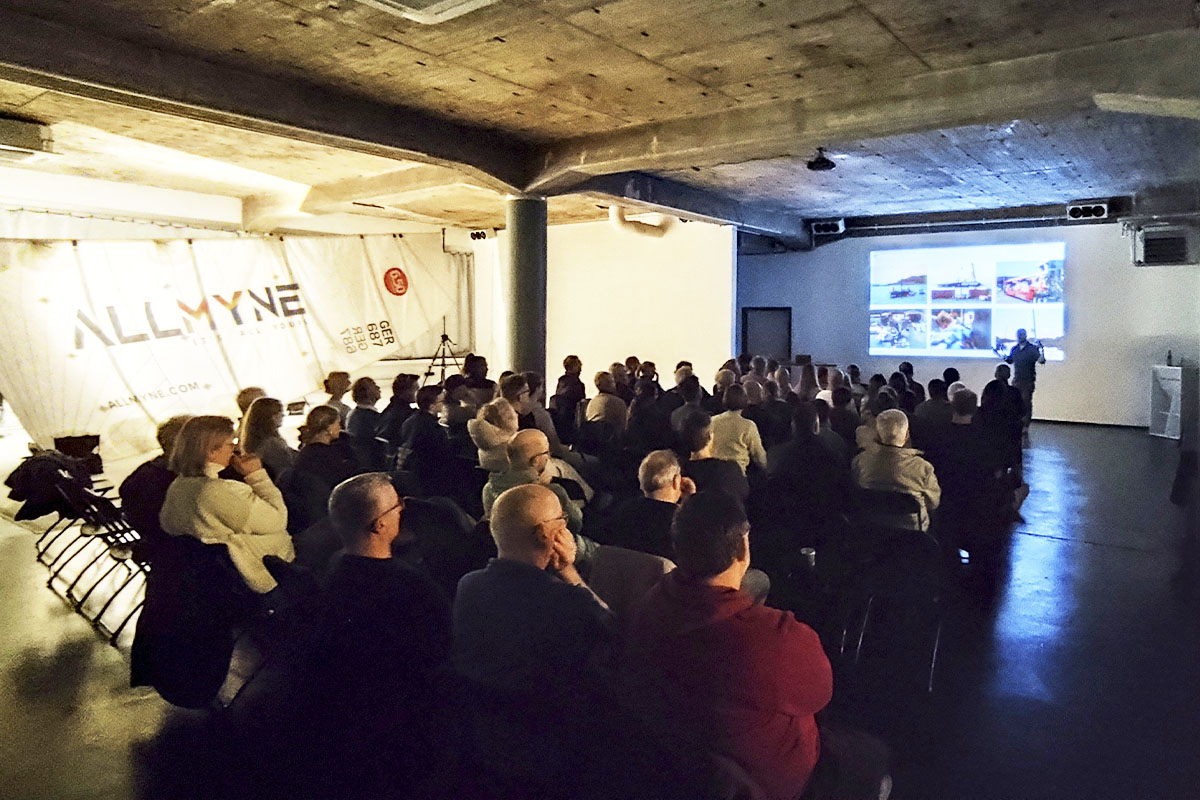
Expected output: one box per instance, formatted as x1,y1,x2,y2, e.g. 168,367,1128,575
0,422,1197,799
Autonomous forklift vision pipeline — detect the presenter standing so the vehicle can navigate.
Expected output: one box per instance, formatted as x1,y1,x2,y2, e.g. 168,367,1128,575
1003,328,1045,447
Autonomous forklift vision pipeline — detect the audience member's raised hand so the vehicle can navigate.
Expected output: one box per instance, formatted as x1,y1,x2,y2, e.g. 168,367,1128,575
230,452,263,477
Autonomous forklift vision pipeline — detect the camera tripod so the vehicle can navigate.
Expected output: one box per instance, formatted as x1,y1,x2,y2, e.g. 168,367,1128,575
423,318,461,386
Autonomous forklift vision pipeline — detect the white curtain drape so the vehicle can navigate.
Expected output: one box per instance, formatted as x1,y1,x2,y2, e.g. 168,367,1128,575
0,233,459,463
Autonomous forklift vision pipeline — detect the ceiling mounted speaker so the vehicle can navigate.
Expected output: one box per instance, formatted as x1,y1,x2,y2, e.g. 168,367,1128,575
1066,201,1108,220
352,0,498,24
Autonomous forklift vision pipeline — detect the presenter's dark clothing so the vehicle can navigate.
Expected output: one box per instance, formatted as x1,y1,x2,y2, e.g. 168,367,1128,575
1006,341,1042,385
452,558,614,692
601,496,677,560
682,457,750,503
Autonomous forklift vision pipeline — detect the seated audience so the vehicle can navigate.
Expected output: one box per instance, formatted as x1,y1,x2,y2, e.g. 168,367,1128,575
710,384,768,475
119,414,192,562
669,374,708,434
609,361,635,404
814,399,851,467
399,385,453,495
239,396,297,480
638,361,665,396
851,409,940,531
345,377,382,439
767,403,849,524
320,473,453,794
888,371,918,414
160,415,294,594
623,490,845,800
235,386,266,420
865,373,888,412
680,411,749,503
914,378,952,425
468,396,519,472
602,450,694,559
815,367,840,405
977,378,1024,471
708,369,737,415
322,371,352,427
376,372,419,448
898,361,926,403
657,365,693,417
284,405,362,533
462,353,497,407
521,371,583,469
797,362,819,401
454,483,613,692
438,373,477,455
482,429,583,535
553,354,587,441
828,386,860,443
741,355,769,388
942,367,960,385
586,370,628,433
847,363,868,405
626,378,669,455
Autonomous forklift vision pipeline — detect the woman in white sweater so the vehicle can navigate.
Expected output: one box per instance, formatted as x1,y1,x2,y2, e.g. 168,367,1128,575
709,383,768,475
160,415,294,594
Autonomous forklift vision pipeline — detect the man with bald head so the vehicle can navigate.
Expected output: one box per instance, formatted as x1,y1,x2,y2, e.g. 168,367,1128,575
482,429,583,535
453,483,612,692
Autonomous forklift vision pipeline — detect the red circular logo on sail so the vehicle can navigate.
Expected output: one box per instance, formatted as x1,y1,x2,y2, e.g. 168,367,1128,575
383,267,409,296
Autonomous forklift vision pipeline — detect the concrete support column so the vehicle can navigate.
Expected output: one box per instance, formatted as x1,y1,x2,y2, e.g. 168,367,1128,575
503,195,548,376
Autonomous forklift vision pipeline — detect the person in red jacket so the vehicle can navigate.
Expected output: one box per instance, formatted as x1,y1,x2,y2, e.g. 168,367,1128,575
623,490,890,800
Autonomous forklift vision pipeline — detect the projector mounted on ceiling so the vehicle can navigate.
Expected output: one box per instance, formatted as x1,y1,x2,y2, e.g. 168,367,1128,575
352,0,498,24
0,118,54,162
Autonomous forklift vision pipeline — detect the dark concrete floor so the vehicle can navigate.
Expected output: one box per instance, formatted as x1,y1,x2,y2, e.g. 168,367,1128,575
1,422,1197,799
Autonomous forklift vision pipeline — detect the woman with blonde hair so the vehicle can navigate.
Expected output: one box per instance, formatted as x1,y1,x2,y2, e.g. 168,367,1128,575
160,415,293,593
239,396,297,480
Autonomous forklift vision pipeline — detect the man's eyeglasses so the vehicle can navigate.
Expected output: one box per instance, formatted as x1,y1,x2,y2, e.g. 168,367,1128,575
370,498,405,528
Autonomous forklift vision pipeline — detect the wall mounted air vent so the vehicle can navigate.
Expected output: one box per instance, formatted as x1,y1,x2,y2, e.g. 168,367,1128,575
1066,201,1108,220
353,0,498,24
1129,221,1200,266
810,218,845,236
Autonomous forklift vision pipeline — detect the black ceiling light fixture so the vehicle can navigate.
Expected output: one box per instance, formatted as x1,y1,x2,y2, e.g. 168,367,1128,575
806,147,836,172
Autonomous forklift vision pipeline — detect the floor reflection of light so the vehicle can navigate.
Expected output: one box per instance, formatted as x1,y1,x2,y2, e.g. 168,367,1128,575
988,437,1082,702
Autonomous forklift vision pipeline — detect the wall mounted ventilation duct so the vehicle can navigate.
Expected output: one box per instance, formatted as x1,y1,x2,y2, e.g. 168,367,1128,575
352,0,498,24
608,205,672,238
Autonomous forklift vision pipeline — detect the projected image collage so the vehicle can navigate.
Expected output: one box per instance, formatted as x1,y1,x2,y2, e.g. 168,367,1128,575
869,243,1066,360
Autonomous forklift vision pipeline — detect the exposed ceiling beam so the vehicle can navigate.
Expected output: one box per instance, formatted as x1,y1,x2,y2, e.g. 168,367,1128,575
300,165,489,214
0,8,533,192
530,30,1200,190
570,172,810,248
1094,93,1200,121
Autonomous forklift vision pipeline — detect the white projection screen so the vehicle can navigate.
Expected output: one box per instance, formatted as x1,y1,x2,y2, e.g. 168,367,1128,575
868,242,1065,360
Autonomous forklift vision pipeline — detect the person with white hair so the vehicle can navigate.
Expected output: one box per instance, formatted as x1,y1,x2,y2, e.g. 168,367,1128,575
600,449,696,559
850,409,941,531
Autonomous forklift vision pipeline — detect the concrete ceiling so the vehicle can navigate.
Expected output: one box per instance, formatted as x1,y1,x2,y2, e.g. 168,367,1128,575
0,0,1198,237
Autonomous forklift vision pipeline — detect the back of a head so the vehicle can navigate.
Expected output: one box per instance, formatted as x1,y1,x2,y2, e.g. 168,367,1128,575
563,354,582,373
942,367,961,384
744,381,764,405
156,414,194,457
499,372,529,404
750,355,766,374
675,360,693,372
443,374,467,396
792,403,819,439
328,472,392,548
639,361,658,380
391,372,419,398
766,358,779,374
832,386,852,408
980,379,1007,410
813,398,830,424
479,397,518,431
633,378,658,401
875,387,899,411
673,366,693,387
722,383,748,411
868,373,887,392
671,491,748,578
679,374,702,403
625,355,641,373
714,369,737,391
639,449,680,495
736,353,753,372
506,428,548,469
888,372,908,392
765,380,780,400
415,385,441,411
947,381,967,398
995,363,1011,381
898,361,914,377
490,483,557,560
351,377,376,404
170,415,234,477
875,408,909,446
299,405,340,446
681,410,713,454
928,378,947,400
594,371,616,393
522,371,544,397
236,386,266,415
951,388,978,418
323,371,350,395
241,396,283,453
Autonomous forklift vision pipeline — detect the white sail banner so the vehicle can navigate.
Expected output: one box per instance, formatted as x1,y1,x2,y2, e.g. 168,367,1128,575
0,234,456,464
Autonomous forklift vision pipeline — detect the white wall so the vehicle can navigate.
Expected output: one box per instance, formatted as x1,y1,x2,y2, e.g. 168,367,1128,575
738,224,1200,427
475,219,736,385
